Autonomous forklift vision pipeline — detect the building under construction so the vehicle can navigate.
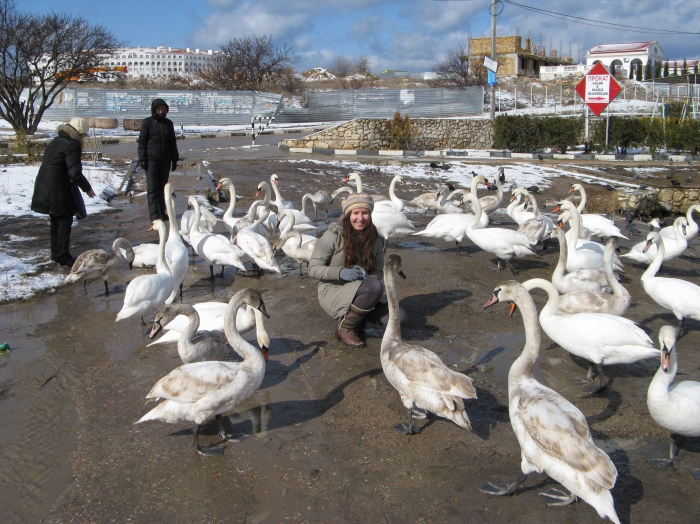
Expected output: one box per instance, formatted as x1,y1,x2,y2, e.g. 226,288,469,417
470,36,574,77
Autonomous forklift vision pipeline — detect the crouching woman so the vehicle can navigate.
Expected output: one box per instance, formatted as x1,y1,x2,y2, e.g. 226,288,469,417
308,193,404,347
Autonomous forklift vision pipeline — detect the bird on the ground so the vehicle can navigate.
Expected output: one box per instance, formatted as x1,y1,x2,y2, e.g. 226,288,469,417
605,184,615,191
537,154,544,161
429,162,440,169
672,179,682,187
527,185,540,194
685,176,692,183
65,238,134,295
666,173,674,179
684,158,692,166
439,163,451,171
669,157,674,166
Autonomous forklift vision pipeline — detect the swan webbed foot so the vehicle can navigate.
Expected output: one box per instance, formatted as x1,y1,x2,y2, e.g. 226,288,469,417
583,382,608,395
539,488,577,506
193,423,225,456
478,473,527,496
393,422,421,435
648,458,678,470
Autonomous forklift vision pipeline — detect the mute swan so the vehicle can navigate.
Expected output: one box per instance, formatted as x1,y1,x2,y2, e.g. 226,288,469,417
660,204,700,242
481,280,620,524
273,230,316,275
302,190,332,221
647,325,700,470
623,216,688,264
434,185,464,214
147,301,270,351
381,255,476,434
164,183,189,304
116,220,173,324
464,193,535,273
150,304,228,364
412,194,488,255
559,210,592,242
66,238,134,295
640,232,700,335
373,175,407,212
269,174,294,211
276,209,316,246
180,196,217,241
331,186,354,203
256,181,312,230
410,183,458,215
187,195,247,278
522,278,658,394
506,191,531,225
215,177,240,233
227,201,269,240
511,188,554,247
549,228,609,294
250,181,279,232
568,183,627,239
235,209,282,275
478,167,505,214
555,237,630,316
136,288,269,456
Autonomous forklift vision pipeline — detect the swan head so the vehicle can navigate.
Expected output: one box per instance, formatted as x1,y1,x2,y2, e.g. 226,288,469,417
216,177,232,191
569,183,583,193
187,195,199,211
483,281,520,317
385,254,406,279
236,289,270,360
642,231,662,253
255,181,268,197
270,174,279,186
149,304,184,339
344,172,360,184
674,216,688,236
658,325,677,372
551,200,575,214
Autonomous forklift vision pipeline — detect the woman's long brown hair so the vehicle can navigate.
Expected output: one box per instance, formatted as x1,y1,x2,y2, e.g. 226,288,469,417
341,212,379,271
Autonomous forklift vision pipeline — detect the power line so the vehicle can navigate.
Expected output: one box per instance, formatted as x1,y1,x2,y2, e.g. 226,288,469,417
503,1,700,35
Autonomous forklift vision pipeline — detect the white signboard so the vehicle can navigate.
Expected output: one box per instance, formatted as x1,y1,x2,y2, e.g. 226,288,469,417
585,74,611,103
483,56,498,73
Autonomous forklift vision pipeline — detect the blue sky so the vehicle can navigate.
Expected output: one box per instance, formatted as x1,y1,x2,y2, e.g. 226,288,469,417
23,0,700,72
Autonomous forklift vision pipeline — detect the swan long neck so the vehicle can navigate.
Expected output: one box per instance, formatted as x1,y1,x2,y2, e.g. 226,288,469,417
180,306,200,343
189,198,201,237
352,174,362,193
604,239,623,294
466,194,482,230
223,182,236,221
566,204,582,240
509,288,542,387
225,295,264,364
526,193,542,217
383,268,402,345
279,211,295,236
282,231,302,249
112,238,134,262
470,176,482,198
526,278,560,318
301,194,311,214
258,183,271,205
166,190,181,241
673,218,685,242
552,231,568,282
271,178,283,203
507,193,522,216
389,177,400,204
642,236,665,281
156,222,170,275
576,187,587,213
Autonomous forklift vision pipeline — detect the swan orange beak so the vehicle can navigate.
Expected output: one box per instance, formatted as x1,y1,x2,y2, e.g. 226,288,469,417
343,176,350,183
274,179,279,186
215,183,222,191
483,293,499,309
261,346,269,361
568,187,574,193
661,345,671,371
551,204,562,213
508,302,517,317
642,239,654,253
147,224,154,231
509,195,516,202
557,221,563,229
255,189,261,197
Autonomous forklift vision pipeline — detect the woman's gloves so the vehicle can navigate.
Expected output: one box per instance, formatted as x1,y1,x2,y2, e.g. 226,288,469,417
339,268,364,281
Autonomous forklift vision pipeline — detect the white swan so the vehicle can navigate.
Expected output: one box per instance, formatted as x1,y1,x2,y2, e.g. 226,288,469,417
216,177,239,233
187,195,247,278
136,288,269,455
522,278,659,394
660,204,700,242
116,220,173,324
511,188,554,247
506,191,531,225
227,201,269,240
569,183,627,239
302,190,332,221
65,237,134,295
640,232,700,334
554,237,630,316
478,167,505,214
623,216,688,264
559,210,592,242
373,175,407,212
276,209,316,246
464,193,535,273
410,184,461,215
164,183,189,304
251,181,279,232
481,280,620,524
269,173,294,211
147,301,270,351
549,228,609,294
257,181,313,230
273,230,316,275
235,209,282,275
434,185,464,214
381,255,476,434
180,196,217,243
647,325,700,470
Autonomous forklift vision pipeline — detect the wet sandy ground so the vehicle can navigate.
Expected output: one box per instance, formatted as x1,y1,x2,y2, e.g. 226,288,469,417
1,152,700,523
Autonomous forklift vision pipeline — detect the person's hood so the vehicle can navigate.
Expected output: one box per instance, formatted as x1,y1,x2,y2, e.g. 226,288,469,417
57,123,83,145
151,98,169,119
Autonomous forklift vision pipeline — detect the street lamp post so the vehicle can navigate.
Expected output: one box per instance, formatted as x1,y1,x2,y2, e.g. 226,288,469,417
490,0,497,120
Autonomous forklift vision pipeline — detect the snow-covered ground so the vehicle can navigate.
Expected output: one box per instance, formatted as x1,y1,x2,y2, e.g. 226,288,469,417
0,162,126,302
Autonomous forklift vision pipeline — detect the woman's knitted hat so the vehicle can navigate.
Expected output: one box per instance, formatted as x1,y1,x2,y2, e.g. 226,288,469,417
69,117,89,135
342,192,374,215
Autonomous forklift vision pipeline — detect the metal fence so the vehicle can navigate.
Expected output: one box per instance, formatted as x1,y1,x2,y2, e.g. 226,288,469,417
31,88,282,125
275,87,484,122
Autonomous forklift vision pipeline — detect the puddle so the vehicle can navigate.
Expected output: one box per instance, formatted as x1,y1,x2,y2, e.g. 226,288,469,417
471,332,546,383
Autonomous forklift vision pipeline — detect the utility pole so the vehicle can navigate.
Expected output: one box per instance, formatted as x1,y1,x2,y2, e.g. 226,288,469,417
490,0,497,120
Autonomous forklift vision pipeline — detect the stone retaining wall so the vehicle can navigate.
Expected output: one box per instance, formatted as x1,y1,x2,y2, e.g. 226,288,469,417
280,118,494,151
617,188,700,215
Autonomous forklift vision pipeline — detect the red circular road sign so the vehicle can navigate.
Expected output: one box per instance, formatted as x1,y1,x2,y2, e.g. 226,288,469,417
575,62,622,116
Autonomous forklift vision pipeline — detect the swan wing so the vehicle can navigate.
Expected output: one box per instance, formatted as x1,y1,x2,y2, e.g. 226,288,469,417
518,389,617,489
390,344,476,399
548,313,653,347
147,361,242,403
124,274,171,305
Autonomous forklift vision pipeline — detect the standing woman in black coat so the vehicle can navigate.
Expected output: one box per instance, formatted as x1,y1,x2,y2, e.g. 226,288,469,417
138,98,179,221
31,118,96,266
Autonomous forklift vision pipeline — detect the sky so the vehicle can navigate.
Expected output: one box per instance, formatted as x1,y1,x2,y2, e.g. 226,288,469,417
23,0,700,73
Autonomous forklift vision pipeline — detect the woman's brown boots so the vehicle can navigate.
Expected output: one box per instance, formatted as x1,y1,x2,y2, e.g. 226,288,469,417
335,304,372,347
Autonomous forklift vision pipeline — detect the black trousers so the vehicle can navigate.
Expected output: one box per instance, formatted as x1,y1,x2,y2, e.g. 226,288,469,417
49,214,73,263
146,160,171,221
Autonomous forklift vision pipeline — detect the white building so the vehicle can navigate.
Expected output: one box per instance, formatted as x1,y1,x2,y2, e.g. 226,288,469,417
539,64,590,81
586,41,665,78
106,46,220,79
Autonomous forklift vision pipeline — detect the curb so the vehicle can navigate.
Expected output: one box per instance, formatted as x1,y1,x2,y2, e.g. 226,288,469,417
277,143,699,163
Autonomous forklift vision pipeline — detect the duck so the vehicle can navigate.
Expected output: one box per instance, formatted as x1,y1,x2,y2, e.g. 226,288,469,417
412,194,487,255
522,278,659,394
147,301,270,351
464,193,535,273
65,237,134,295
660,204,700,242
481,280,620,524
273,230,316,276
623,216,688,265
187,195,247,279
640,232,700,335
116,220,174,324
163,183,189,304
554,237,630,316
235,209,282,275
568,183,627,239
381,254,476,434
268,174,294,211
150,304,229,364
646,325,700,471
301,190,333,221
136,289,270,456
549,228,609,294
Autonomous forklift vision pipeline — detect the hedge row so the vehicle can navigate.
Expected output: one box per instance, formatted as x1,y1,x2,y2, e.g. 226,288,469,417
493,115,583,153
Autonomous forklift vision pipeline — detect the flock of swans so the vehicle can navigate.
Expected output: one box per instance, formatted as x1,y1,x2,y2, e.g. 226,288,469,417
61,167,700,521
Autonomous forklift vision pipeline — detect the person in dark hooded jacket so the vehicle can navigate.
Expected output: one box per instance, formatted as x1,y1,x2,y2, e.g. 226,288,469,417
31,117,96,266
138,98,179,221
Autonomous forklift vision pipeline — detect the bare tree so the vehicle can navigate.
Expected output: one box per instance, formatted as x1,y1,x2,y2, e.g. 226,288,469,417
278,66,306,96
432,44,486,88
330,56,353,78
199,35,297,91
354,55,372,76
0,0,122,134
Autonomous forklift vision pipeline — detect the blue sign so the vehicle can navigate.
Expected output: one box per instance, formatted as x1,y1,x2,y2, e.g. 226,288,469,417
488,70,497,86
